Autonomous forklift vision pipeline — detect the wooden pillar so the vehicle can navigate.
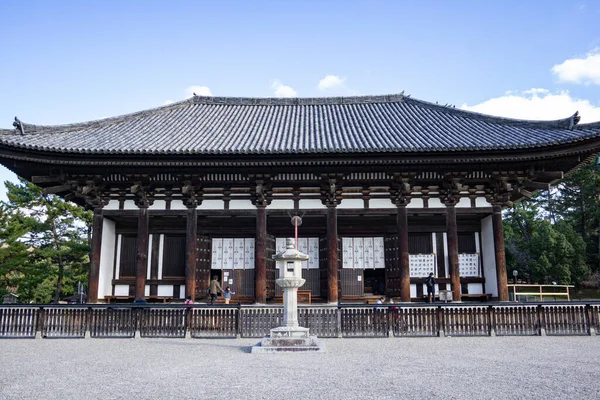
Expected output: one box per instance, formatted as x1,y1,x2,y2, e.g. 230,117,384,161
397,206,410,302
493,205,509,301
87,207,103,303
255,205,267,304
446,204,461,301
135,206,149,300
185,207,197,299
327,205,339,303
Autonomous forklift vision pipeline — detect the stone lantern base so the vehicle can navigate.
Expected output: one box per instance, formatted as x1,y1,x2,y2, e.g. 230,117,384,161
251,327,326,353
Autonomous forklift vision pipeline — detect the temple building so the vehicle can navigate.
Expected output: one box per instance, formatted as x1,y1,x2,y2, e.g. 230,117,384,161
1,94,599,304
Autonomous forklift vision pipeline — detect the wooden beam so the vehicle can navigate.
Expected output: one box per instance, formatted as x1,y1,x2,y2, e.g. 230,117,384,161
534,171,563,180
524,181,551,190
185,207,197,299
43,184,72,194
87,208,103,303
327,205,339,303
135,207,149,299
397,206,410,302
446,205,461,302
493,205,509,301
32,175,64,184
255,205,267,303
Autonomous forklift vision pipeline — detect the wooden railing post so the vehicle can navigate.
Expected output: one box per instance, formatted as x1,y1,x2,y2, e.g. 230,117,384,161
537,304,546,336
134,307,142,339
437,306,445,337
184,307,191,339
336,305,342,338
35,306,44,339
85,307,92,339
585,304,596,336
236,304,242,339
387,306,394,338
489,305,496,337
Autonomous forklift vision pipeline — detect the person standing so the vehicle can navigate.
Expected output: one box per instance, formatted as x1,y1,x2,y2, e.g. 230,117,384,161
223,287,232,304
184,296,194,305
425,273,436,303
209,276,223,305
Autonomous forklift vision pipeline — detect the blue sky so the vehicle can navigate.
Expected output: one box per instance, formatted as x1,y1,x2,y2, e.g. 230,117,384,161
1,0,599,200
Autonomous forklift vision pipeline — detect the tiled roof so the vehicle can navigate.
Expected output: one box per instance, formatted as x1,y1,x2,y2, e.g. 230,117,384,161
1,94,599,155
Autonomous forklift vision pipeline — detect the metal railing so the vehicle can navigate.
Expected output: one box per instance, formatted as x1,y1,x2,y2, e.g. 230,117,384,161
0,302,598,339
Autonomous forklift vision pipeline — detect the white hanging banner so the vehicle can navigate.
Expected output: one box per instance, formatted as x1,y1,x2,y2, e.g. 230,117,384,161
409,254,436,277
354,238,364,269
298,238,309,269
363,237,374,269
373,237,385,269
212,239,223,270
459,253,480,277
222,239,234,269
244,239,255,269
234,239,245,270
308,238,319,269
342,237,354,269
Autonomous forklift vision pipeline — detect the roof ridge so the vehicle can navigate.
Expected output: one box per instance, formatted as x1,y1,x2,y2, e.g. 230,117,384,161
577,121,600,130
403,97,580,129
9,98,194,135
192,93,406,106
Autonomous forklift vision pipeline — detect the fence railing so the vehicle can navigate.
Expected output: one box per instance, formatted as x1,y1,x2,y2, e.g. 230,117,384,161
0,302,598,339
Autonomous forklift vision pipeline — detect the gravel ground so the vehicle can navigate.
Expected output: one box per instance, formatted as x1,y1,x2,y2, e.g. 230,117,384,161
1,336,599,400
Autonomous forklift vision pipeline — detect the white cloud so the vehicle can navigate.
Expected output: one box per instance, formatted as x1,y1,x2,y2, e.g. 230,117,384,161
552,50,600,85
271,80,297,98
461,89,600,123
318,75,345,90
185,85,212,97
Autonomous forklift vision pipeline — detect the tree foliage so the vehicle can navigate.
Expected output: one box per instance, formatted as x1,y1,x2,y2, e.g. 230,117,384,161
504,162,598,286
0,179,91,303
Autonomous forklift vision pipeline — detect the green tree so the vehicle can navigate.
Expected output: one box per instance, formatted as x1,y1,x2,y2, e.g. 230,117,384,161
1,179,92,303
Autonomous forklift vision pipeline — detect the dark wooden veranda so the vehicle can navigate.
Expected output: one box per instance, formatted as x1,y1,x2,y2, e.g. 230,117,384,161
1,302,598,339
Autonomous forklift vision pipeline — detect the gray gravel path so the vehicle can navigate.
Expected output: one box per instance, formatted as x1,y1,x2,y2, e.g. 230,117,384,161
1,336,599,399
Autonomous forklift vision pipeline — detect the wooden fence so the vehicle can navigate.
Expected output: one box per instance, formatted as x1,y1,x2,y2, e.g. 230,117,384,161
0,302,599,339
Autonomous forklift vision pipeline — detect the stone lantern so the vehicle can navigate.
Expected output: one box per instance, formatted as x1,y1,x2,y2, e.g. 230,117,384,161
252,238,325,353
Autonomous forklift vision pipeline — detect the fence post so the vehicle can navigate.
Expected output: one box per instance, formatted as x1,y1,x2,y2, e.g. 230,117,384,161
85,307,92,339
134,307,142,339
236,304,242,339
35,306,44,339
437,306,445,338
387,306,394,338
585,304,596,336
336,305,343,338
184,307,192,339
537,304,546,336
489,305,496,337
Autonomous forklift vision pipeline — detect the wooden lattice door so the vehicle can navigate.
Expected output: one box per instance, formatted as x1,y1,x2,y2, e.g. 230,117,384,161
265,234,276,299
195,235,211,299
385,235,401,297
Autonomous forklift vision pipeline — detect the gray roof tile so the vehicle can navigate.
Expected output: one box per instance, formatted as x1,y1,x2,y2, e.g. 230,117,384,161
1,94,599,155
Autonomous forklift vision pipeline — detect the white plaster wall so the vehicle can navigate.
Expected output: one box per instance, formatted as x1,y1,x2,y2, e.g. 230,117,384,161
158,234,165,279
229,200,254,210
443,232,449,277
157,285,174,296
298,199,327,209
123,200,137,210
114,234,122,279
149,200,167,210
369,198,395,209
114,285,129,296
146,235,153,280
407,198,424,208
170,199,187,210
180,285,185,299
145,285,150,297
428,198,444,208
410,284,417,298
468,283,484,295
269,199,295,209
198,200,224,210
104,200,120,210
98,219,116,299
476,197,492,207
481,215,498,297
337,199,364,209
456,197,472,208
